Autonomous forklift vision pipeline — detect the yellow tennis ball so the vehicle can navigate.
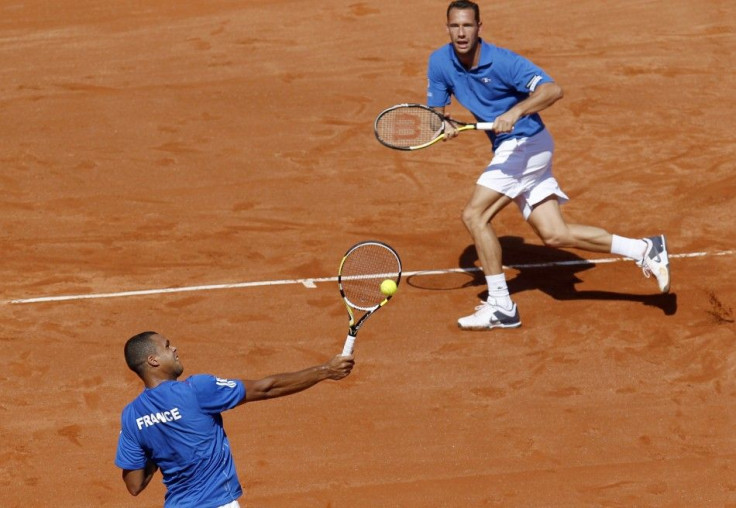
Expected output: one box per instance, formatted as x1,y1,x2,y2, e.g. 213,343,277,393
380,279,397,296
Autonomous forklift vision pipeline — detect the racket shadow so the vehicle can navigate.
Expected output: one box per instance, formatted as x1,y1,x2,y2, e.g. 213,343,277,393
457,236,677,316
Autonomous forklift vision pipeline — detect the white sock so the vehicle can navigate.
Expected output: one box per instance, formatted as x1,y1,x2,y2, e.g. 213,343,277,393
611,235,648,260
486,273,513,309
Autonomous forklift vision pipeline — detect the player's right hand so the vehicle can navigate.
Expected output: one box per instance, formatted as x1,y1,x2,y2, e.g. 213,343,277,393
442,119,459,140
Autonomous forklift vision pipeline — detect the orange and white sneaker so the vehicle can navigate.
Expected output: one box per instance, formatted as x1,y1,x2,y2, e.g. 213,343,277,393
637,234,671,293
457,301,522,330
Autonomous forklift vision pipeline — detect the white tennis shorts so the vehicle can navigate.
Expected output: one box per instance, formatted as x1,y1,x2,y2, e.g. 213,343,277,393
477,128,569,220
217,501,240,508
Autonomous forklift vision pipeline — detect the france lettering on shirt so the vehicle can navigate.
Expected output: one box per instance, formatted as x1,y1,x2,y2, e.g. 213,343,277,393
136,407,182,430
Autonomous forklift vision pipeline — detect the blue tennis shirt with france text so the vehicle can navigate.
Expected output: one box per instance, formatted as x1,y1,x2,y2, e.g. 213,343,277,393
115,375,246,508
427,39,555,150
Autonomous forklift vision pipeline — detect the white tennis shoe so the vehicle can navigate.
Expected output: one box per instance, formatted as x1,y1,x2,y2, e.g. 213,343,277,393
637,234,671,293
457,301,522,330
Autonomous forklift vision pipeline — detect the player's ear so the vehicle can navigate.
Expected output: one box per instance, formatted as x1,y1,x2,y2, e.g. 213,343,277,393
146,354,159,367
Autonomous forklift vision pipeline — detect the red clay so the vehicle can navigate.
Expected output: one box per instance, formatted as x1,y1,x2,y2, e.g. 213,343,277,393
0,1,734,506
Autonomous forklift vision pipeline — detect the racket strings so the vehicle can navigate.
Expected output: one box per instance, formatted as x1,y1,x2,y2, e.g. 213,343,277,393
375,107,444,148
340,245,400,308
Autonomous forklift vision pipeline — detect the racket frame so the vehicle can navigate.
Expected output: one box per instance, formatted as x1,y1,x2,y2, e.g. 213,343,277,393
374,103,494,151
338,240,402,355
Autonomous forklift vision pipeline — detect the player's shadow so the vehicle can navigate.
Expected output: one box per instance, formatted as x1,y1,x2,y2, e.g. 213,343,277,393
459,236,677,316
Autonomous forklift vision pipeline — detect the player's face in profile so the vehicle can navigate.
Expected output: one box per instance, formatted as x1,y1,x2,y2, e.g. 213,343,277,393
446,8,481,58
153,334,184,377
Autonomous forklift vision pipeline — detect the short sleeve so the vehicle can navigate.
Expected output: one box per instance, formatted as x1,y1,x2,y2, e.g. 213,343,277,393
504,49,554,93
187,374,245,414
115,426,147,470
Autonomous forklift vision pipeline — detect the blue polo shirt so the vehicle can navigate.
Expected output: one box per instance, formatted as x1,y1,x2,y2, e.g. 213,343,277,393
427,39,554,149
116,375,246,508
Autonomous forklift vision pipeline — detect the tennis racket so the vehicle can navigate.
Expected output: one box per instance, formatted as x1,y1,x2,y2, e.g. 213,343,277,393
338,241,402,355
374,103,494,151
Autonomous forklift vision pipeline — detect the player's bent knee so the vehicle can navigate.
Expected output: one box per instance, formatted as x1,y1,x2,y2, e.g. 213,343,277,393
461,209,476,229
462,216,487,236
461,204,488,223
539,232,569,249
543,238,563,249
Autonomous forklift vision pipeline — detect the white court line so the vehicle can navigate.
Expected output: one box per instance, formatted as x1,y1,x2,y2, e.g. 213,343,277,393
6,250,733,305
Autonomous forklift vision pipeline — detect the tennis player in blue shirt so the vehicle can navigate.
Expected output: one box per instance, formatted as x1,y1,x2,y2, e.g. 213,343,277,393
115,331,354,507
428,1,670,330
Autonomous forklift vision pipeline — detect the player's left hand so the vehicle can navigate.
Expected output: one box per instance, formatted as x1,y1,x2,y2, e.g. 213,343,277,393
492,111,520,133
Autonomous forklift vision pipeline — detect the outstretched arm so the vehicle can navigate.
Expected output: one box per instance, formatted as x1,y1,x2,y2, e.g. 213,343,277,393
240,354,354,404
122,460,158,496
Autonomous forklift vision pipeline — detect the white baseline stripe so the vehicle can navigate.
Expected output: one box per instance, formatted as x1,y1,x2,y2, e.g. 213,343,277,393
6,250,733,305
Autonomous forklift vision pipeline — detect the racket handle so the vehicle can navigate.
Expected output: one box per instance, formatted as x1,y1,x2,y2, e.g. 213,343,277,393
341,334,356,356
475,122,495,130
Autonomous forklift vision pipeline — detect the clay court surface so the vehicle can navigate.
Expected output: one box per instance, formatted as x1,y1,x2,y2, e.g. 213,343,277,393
1,1,735,506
